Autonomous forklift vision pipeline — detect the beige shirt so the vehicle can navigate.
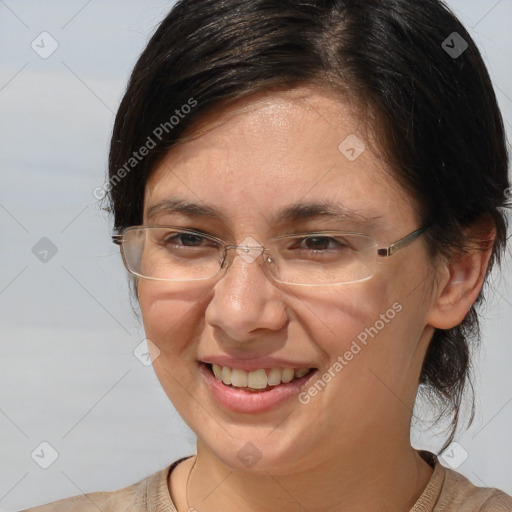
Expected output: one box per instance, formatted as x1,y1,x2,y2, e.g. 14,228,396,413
21,452,512,511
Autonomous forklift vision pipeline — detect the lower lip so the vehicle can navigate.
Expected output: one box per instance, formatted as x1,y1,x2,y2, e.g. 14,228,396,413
199,363,317,414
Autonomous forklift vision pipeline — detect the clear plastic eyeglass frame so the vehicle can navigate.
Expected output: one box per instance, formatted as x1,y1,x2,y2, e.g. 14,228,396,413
112,225,429,286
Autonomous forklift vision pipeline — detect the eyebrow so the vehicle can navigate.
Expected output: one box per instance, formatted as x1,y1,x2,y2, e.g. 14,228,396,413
145,198,383,228
274,201,383,227
147,199,223,220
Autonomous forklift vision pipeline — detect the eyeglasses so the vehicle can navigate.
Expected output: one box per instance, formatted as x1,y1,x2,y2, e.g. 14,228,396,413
112,225,429,286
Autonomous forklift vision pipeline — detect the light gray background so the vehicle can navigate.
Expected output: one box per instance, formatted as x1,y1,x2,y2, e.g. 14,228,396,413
0,1,511,509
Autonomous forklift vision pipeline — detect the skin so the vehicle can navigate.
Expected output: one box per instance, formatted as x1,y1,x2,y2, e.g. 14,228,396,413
137,86,493,512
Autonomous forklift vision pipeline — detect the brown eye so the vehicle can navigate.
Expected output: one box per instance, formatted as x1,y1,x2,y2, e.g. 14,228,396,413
163,232,208,247
299,236,346,251
290,236,349,252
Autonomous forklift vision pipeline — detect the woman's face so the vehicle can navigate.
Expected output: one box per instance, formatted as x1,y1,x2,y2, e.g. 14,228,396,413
139,87,438,474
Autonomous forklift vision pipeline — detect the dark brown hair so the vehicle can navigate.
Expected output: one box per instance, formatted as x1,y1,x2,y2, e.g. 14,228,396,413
106,0,510,452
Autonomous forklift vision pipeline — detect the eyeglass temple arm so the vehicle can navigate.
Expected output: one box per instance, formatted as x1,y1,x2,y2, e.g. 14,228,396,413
112,234,123,245
377,226,429,258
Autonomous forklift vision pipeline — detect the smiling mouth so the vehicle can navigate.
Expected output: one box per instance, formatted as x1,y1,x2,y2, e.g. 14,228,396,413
205,363,316,392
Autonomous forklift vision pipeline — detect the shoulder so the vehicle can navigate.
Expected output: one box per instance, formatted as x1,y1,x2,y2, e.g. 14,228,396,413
19,465,172,512
438,465,512,511
412,452,512,512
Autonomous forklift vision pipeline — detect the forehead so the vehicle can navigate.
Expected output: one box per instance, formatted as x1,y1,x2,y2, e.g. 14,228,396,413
143,87,416,231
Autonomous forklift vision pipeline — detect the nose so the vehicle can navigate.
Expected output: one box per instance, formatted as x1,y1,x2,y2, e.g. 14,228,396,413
204,243,288,343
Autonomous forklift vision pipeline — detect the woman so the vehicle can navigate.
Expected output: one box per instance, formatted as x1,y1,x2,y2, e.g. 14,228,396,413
24,0,512,510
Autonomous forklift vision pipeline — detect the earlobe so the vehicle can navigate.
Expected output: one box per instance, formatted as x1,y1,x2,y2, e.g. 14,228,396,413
427,224,495,330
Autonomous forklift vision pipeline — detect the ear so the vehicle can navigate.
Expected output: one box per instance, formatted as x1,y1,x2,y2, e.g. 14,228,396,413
426,219,496,330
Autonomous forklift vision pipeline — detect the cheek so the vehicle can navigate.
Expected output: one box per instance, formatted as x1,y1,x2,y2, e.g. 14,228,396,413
305,275,399,353
138,281,209,358
328,263,434,394
137,283,209,415
307,273,422,397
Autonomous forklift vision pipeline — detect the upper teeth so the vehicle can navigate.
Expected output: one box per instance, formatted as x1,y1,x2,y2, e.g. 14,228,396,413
212,364,310,389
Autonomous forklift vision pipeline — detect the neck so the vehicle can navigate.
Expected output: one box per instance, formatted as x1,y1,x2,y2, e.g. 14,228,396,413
178,440,433,512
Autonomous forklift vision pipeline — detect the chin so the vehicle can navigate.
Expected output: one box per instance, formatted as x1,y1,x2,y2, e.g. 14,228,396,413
195,422,319,476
